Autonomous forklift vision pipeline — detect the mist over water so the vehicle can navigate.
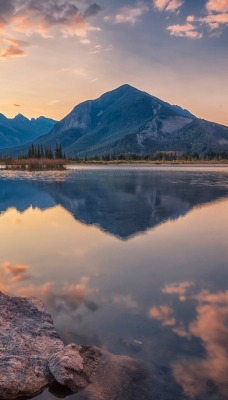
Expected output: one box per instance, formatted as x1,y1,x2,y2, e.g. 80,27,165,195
0,165,228,400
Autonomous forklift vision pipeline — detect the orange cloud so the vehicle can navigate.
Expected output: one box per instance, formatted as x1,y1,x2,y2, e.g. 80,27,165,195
16,275,96,312
0,37,29,59
167,23,203,38
153,0,183,12
166,0,183,11
154,284,228,398
0,0,102,59
164,0,228,38
148,283,228,397
105,3,149,24
162,281,194,301
188,12,228,30
1,261,30,283
173,299,228,398
10,1,99,38
194,289,228,304
206,0,228,13
148,305,176,326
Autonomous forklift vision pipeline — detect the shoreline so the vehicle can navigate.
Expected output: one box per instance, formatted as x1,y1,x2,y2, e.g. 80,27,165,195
67,161,228,167
0,161,228,170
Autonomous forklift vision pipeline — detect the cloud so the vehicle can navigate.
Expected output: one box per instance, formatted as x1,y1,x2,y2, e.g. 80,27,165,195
173,297,228,398
153,0,184,12
169,0,228,38
0,0,15,28
162,281,194,301
167,23,203,38
157,0,227,38
148,305,176,326
188,12,228,30
12,104,21,107
0,0,101,44
0,37,30,59
105,2,149,24
206,0,228,13
153,283,228,397
194,289,228,304
113,294,138,310
17,276,99,318
88,45,112,54
1,261,30,283
84,3,104,18
79,37,91,45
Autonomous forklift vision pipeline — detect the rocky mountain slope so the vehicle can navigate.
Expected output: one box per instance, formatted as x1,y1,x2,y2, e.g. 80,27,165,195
31,84,199,156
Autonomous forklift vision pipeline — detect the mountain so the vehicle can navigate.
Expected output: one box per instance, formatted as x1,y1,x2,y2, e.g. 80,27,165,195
29,84,198,156
3,85,228,156
0,114,57,149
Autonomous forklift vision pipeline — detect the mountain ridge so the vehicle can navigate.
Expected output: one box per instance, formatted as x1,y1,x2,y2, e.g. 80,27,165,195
1,85,228,156
0,113,57,149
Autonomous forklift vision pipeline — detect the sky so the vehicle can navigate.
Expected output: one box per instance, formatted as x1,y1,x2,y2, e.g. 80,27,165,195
0,0,227,125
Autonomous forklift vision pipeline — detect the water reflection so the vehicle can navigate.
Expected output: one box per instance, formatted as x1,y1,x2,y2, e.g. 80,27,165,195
149,283,228,399
0,167,228,399
0,167,228,239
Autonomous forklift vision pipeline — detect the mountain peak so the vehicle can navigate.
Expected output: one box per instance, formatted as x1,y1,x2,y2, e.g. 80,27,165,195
107,84,141,96
116,84,137,91
14,113,29,121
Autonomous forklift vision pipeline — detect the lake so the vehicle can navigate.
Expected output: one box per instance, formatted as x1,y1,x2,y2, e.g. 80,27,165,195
0,165,228,400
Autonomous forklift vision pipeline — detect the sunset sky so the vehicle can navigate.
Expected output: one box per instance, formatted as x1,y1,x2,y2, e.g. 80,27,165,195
0,0,228,125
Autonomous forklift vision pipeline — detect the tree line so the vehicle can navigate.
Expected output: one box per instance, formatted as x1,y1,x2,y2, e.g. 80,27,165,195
22,143,65,159
71,150,228,162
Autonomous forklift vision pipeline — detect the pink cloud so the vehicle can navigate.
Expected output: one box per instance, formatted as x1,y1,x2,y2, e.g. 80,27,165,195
1,261,30,283
190,12,228,29
156,284,228,397
167,23,203,38
105,3,149,24
206,0,228,13
162,281,194,301
0,37,29,59
149,305,176,326
173,299,228,398
0,0,101,57
153,0,184,12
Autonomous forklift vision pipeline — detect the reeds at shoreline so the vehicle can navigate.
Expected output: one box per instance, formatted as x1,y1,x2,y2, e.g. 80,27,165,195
5,158,66,170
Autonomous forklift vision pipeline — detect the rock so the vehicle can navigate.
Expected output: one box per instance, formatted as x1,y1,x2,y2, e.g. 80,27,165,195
49,344,151,400
0,291,152,400
49,344,102,391
0,291,64,399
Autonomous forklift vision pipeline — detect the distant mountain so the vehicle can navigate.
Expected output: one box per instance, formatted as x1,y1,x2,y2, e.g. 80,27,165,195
0,114,57,149
3,85,228,156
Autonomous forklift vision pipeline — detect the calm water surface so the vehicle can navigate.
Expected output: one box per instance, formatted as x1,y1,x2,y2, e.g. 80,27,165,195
0,165,228,400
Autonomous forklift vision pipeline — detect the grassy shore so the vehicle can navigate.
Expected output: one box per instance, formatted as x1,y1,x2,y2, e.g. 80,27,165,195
68,159,228,165
0,159,227,169
4,158,66,170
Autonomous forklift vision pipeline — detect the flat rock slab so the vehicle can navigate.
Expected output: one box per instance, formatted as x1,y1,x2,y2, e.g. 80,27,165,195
0,292,64,399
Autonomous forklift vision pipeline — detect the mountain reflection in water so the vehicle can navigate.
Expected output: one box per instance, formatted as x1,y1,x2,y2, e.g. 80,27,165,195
0,166,228,400
0,167,228,239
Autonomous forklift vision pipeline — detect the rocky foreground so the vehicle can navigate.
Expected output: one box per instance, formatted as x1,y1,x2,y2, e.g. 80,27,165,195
0,291,151,400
